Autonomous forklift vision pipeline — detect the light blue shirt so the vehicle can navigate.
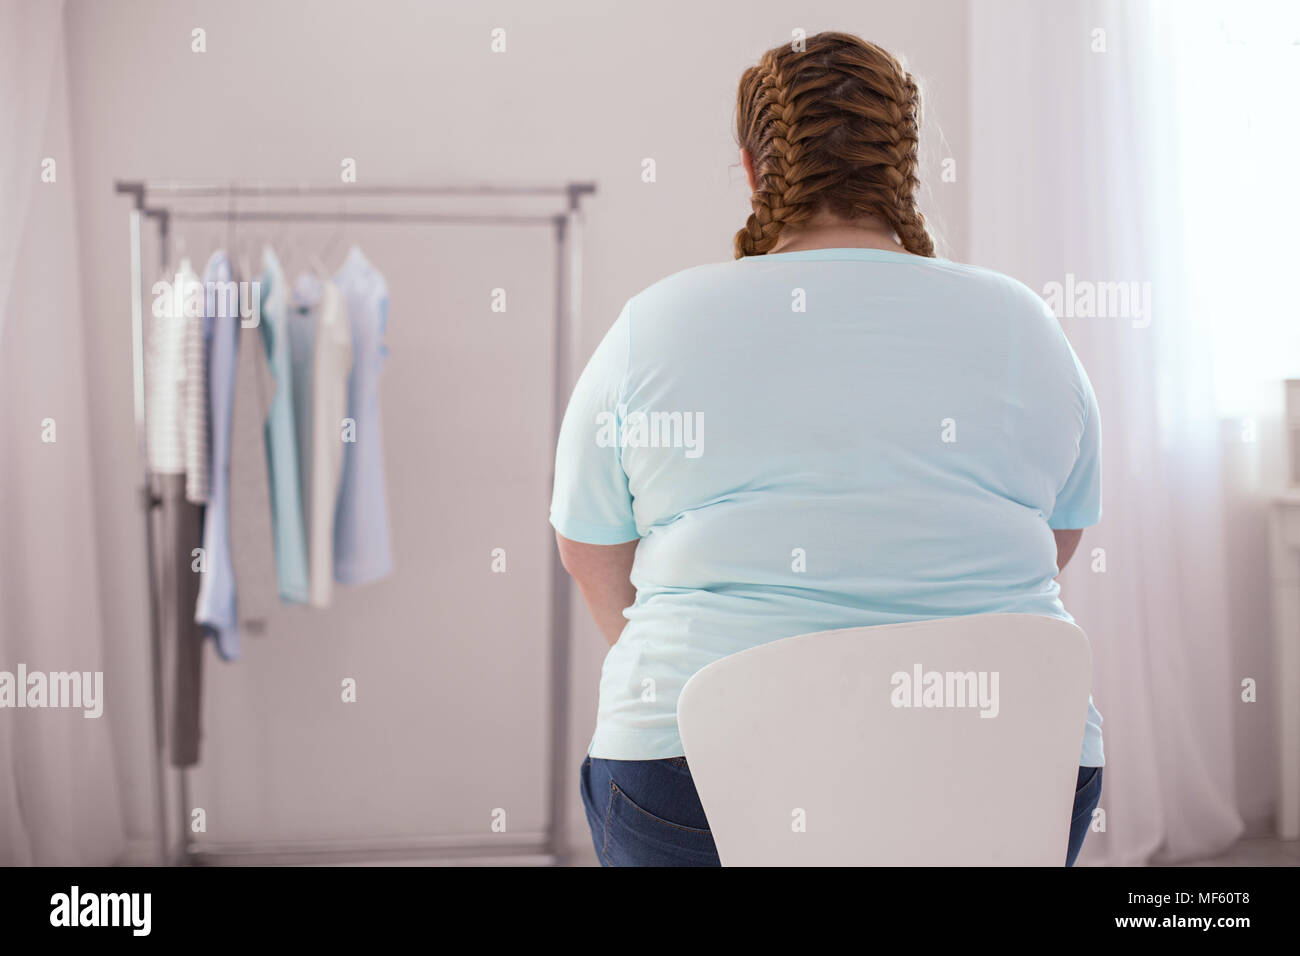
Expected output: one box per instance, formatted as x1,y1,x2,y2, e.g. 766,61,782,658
194,251,240,659
332,246,393,585
260,248,311,603
551,248,1105,766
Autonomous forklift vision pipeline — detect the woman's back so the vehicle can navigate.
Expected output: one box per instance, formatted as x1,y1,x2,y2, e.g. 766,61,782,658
560,30,1106,867
552,246,1103,763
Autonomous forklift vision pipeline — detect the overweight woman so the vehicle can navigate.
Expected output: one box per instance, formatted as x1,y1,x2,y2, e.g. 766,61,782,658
550,32,1104,867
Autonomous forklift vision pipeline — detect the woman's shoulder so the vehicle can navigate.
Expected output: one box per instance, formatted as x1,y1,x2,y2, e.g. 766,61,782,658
629,259,738,302
626,253,1051,319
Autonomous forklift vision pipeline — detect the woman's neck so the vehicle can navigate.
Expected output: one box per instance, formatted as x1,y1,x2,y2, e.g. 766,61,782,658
767,216,909,255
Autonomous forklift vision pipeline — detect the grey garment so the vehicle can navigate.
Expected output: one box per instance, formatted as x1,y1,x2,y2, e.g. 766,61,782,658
154,475,203,768
228,318,279,631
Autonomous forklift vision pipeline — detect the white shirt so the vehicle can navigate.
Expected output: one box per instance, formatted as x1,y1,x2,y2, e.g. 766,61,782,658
146,258,209,502
289,272,354,607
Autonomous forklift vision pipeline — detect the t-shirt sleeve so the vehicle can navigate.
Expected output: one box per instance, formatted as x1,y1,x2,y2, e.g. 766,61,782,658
1048,344,1102,530
549,301,640,544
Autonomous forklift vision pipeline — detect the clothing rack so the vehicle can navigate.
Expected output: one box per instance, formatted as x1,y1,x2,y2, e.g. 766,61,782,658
115,178,596,866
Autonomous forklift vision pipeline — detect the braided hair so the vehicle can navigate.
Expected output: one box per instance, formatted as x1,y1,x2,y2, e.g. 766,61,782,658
734,32,936,259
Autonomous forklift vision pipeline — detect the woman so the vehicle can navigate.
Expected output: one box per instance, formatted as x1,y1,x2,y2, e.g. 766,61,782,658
551,32,1103,867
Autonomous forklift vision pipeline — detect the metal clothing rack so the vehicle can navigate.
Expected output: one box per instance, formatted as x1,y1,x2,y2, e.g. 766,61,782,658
115,179,595,866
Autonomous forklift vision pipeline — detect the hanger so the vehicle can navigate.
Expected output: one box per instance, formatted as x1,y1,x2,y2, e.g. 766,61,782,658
223,189,250,282
166,231,189,278
318,191,348,276
276,212,298,279
223,181,237,263
308,250,331,281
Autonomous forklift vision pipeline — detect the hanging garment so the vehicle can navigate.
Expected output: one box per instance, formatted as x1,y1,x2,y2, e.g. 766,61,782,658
146,257,207,502
194,250,242,661
227,261,278,631
181,264,210,505
259,247,311,603
288,273,354,607
332,246,393,585
153,474,203,766
147,259,208,758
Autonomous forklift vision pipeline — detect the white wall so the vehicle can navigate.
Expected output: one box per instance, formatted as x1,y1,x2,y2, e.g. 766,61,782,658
63,0,970,858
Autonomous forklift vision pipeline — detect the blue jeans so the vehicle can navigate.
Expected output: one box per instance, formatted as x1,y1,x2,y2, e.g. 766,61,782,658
581,756,1103,866
1067,765,1103,866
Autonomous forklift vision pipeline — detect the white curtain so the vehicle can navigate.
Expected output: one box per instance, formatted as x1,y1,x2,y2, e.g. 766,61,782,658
0,0,125,864
968,0,1263,863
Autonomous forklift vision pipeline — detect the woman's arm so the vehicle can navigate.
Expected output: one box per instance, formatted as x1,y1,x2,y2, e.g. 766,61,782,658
555,533,638,645
1054,528,1083,573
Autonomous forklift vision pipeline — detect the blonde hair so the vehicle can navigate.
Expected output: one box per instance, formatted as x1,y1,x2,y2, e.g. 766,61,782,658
734,32,935,259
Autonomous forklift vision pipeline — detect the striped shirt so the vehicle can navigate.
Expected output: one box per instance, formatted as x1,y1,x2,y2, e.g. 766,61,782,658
146,259,209,502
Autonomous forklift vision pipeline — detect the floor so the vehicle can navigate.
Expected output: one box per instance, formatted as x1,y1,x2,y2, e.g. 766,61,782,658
564,837,1300,866
1172,836,1300,867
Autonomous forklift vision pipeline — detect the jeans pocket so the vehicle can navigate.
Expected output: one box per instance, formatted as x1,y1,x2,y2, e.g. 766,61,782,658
1075,766,1101,794
603,782,719,867
1071,766,1103,824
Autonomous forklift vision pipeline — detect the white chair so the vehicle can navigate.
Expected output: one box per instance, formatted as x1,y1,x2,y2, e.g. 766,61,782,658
676,613,1092,866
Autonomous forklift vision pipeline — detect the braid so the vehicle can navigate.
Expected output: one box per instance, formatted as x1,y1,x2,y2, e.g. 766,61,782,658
734,33,936,259
877,72,935,258
733,56,832,257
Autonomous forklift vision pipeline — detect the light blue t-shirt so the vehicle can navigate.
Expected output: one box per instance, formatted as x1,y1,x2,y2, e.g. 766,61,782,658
332,246,393,585
260,248,311,603
194,251,241,659
550,248,1105,766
